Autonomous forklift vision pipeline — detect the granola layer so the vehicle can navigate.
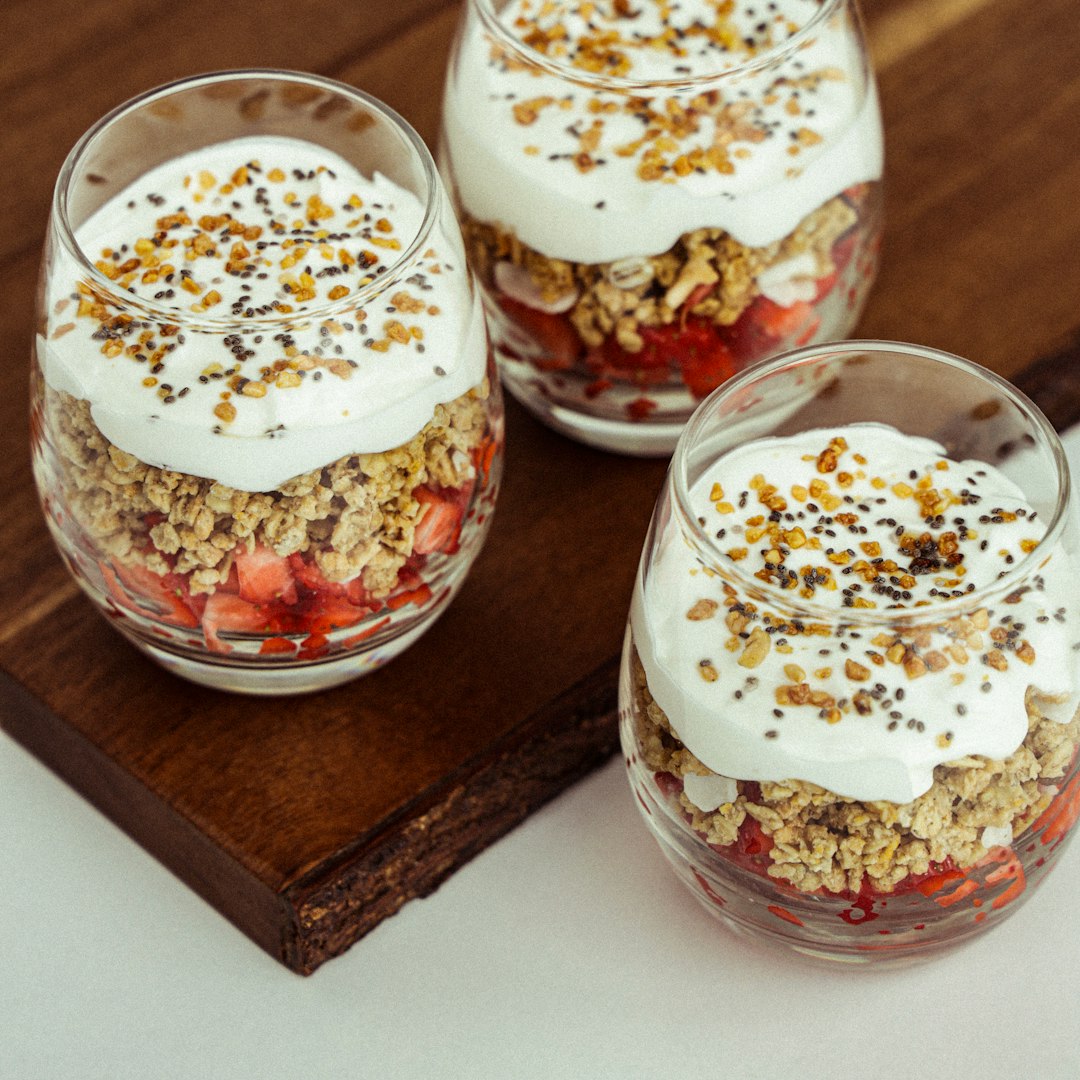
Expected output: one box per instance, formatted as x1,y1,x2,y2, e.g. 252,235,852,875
46,380,490,599
630,651,1080,895
462,189,860,352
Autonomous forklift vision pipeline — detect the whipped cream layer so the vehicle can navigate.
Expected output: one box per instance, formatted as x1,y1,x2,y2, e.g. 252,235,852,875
632,423,1080,803
41,136,487,491
442,0,883,262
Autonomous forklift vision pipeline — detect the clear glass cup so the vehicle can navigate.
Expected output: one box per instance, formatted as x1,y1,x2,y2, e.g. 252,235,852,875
31,70,503,695
440,0,883,455
619,341,1080,962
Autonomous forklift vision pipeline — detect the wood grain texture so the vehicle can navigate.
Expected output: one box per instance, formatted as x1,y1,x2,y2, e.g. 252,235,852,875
3,0,1080,973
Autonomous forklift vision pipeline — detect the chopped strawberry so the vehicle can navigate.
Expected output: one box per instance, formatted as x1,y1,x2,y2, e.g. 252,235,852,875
201,593,298,653
678,334,738,399
626,396,658,421
387,583,433,610
593,317,739,399
750,297,818,339
642,319,739,399
497,296,583,370
307,594,368,634
259,636,298,655
341,615,392,648
235,544,297,605
218,561,241,595
288,553,346,597
101,560,200,628
413,485,464,555
727,296,821,364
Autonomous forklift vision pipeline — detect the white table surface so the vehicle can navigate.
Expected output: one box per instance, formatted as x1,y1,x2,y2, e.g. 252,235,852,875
5,431,1080,1080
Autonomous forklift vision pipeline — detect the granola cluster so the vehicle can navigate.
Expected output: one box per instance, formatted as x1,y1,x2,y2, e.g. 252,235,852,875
630,652,1080,895
46,382,490,598
461,191,857,352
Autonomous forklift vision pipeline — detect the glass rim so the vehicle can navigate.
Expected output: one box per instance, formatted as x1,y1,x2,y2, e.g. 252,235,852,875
668,339,1073,627
51,67,441,333
469,0,848,93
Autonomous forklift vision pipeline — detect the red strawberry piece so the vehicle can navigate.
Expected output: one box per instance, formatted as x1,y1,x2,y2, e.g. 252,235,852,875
259,636,298,655
725,300,776,365
200,593,297,653
594,318,737,401
626,396,659,421
218,561,241,595
750,297,817,339
101,560,200,628
413,485,464,555
737,817,774,860
644,318,739,398
470,435,499,485
676,332,738,399
387,583,433,611
287,553,346,598
654,771,684,798
497,296,583,370
341,614,392,648
307,594,368,634
235,544,298,605
603,327,674,373
727,296,823,364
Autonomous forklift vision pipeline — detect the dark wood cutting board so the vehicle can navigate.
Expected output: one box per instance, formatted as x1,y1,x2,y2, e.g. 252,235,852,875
5,0,1080,975
4,351,1079,975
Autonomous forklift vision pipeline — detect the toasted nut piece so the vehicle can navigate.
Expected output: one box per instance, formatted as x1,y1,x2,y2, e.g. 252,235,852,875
845,659,870,681
904,653,928,679
738,627,772,668
699,659,720,682
664,251,719,310
687,598,719,621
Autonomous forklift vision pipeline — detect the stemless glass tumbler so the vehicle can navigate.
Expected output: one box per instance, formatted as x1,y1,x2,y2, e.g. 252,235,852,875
31,70,503,695
619,342,1080,962
441,0,883,454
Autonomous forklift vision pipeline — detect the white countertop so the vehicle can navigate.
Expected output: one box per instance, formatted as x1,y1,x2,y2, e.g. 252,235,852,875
4,430,1080,1080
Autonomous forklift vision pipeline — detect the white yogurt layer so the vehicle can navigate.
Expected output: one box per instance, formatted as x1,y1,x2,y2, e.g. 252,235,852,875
442,0,883,262
632,423,1080,803
41,136,487,491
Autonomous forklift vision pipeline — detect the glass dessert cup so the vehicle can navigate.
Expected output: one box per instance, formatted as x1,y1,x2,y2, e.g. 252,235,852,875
31,70,504,695
619,341,1080,963
440,0,883,455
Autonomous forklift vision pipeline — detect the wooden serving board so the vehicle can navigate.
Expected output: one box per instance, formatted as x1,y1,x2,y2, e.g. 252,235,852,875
5,0,1080,975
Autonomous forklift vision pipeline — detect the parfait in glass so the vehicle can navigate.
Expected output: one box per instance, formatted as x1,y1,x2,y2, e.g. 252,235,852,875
31,70,503,694
620,342,1080,961
442,0,883,453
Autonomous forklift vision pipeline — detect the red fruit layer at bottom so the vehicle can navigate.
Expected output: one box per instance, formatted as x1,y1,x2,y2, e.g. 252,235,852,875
98,481,473,654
